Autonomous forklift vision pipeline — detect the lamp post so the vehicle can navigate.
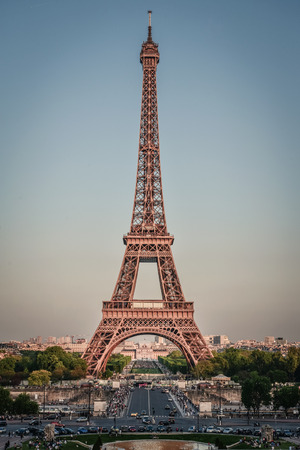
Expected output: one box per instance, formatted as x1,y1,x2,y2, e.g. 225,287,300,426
218,382,223,426
87,381,93,425
43,384,46,420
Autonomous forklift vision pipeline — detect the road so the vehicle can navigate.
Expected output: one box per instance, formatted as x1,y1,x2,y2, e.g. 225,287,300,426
127,386,176,418
0,386,299,449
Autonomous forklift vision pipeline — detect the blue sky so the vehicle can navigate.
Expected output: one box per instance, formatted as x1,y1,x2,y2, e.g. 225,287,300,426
1,0,299,343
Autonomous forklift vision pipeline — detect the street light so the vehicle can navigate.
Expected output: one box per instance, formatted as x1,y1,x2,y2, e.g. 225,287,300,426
87,381,93,425
43,384,46,420
217,382,223,426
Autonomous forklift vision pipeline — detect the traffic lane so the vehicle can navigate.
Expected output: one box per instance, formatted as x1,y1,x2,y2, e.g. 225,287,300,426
127,387,176,418
149,388,177,417
127,387,149,417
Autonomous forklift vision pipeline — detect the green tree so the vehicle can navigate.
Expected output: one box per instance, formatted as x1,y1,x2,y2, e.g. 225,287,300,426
241,372,271,416
273,385,300,416
192,360,215,379
28,370,51,386
0,386,13,414
286,347,300,381
13,393,39,415
0,356,17,385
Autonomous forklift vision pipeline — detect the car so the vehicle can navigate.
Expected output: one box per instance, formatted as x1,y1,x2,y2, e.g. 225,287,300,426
206,426,218,433
167,398,172,402
88,427,98,433
223,427,233,434
76,417,88,422
141,410,146,415
51,421,64,427
0,421,7,427
77,427,88,434
128,426,136,432
138,426,146,432
64,428,75,434
30,427,44,437
283,430,293,437
216,427,224,433
56,427,68,435
29,419,42,426
168,418,175,424
142,417,151,424
0,427,7,435
131,412,138,417
15,428,30,436
253,430,261,436
121,425,128,432
157,425,166,432
166,426,173,432
101,427,108,433
165,404,170,409
188,426,196,432
146,425,154,432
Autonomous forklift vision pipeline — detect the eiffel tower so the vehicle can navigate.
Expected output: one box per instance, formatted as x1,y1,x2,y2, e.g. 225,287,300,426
83,12,212,376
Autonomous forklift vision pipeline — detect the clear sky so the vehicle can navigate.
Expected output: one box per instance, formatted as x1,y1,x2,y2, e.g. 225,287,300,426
1,0,299,344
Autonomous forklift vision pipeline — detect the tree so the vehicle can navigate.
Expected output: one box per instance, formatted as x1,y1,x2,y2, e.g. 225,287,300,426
0,386,13,414
286,347,300,381
28,370,51,386
273,385,300,416
192,360,215,379
241,372,271,416
13,393,39,415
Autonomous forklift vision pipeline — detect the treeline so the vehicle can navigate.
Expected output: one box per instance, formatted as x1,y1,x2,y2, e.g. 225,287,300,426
0,388,38,415
104,354,131,379
158,351,188,374
0,346,87,386
192,347,300,383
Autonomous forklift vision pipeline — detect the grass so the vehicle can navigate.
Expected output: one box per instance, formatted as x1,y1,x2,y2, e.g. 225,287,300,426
130,368,162,374
18,433,293,450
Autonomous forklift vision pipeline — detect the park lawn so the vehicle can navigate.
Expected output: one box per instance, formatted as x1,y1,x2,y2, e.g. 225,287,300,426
19,433,293,450
130,368,162,374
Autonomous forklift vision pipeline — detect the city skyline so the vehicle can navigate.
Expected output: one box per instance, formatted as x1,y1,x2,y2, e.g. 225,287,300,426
1,1,300,343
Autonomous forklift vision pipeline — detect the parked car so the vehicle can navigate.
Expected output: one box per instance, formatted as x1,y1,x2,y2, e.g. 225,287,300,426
130,412,138,417
138,426,146,432
223,427,234,434
64,428,75,434
88,427,98,433
121,425,128,432
188,426,196,432
165,404,170,409
0,427,7,435
206,426,218,433
128,426,136,432
77,427,88,434
15,428,30,436
146,425,154,432
157,425,166,432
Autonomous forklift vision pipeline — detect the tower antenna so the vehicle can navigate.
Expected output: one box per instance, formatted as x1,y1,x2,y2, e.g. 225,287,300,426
147,10,152,41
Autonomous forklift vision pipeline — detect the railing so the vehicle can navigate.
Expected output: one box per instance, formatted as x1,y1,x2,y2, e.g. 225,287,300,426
102,300,194,311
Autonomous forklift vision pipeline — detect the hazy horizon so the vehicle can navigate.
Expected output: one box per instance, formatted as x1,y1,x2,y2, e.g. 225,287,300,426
1,1,299,344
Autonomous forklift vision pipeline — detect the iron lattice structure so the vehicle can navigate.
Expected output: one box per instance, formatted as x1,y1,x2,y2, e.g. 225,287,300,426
83,13,212,376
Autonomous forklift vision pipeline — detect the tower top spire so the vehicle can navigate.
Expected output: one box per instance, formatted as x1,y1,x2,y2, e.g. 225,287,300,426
147,10,152,41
